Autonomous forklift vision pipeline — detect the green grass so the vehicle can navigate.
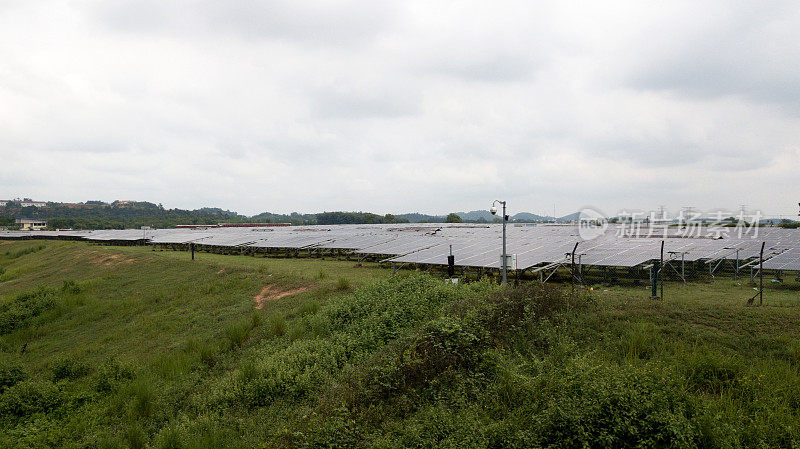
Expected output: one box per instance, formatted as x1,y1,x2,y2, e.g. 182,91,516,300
1,240,800,448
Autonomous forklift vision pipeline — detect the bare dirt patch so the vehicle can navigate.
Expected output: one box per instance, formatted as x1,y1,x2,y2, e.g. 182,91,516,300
254,285,308,309
88,252,135,267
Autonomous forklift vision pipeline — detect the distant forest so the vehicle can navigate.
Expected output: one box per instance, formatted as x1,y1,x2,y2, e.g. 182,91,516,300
0,201,471,230
2,201,794,230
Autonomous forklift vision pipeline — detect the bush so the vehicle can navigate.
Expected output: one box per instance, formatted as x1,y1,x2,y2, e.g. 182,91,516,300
0,363,26,393
60,280,81,294
396,317,486,390
531,366,700,448
93,358,135,393
51,357,91,381
240,340,346,405
480,283,585,340
0,379,63,418
0,287,57,334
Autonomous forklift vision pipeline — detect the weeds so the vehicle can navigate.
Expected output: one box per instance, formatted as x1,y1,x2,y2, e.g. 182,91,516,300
0,287,57,334
0,363,26,393
335,278,351,291
5,244,45,259
129,376,155,418
267,313,286,337
2,240,800,448
51,357,91,381
224,320,252,349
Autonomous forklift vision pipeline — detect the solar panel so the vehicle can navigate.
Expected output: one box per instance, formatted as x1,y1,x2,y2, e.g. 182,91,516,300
4,223,798,271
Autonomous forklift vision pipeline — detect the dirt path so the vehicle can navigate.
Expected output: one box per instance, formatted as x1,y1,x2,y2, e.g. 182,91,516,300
254,285,308,309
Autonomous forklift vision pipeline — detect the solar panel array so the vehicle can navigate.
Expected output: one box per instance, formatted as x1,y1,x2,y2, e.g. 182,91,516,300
1,224,798,271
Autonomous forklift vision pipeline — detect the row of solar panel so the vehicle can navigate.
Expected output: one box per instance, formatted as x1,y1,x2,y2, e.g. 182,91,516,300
1,224,798,271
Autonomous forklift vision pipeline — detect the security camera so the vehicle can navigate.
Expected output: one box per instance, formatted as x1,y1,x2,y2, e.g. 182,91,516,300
490,206,497,215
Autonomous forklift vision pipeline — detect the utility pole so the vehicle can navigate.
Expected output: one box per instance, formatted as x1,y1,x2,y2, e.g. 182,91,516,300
490,200,508,286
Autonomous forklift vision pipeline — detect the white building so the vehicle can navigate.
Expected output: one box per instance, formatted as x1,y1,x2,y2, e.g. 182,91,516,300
15,218,48,230
0,199,47,207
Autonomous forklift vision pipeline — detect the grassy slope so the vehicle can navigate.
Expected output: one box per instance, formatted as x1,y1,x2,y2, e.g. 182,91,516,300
1,241,386,369
1,240,799,448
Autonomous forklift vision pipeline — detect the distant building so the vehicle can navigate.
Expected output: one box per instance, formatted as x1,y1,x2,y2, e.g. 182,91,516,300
15,218,48,230
1,199,46,207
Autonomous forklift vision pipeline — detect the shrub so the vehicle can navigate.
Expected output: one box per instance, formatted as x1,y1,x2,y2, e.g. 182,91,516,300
480,283,584,341
0,363,26,393
532,366,700,448
396,317,486,390
0,379,63,418
0,287,57,334
60,280,81,294
93,358,135,393
51,357,91,381
239,340,346,406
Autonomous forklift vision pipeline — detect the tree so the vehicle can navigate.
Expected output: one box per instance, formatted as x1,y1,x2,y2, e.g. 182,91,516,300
445,213,463,223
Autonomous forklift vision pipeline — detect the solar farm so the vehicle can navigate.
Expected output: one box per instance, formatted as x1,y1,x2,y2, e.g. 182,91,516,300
2,223,798,282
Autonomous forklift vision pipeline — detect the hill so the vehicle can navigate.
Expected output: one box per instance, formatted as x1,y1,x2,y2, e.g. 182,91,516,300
0,201,250,229
0,201,576,229
2,240,799,447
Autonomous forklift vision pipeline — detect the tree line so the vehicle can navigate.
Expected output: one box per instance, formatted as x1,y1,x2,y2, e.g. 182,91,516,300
0,201,452,229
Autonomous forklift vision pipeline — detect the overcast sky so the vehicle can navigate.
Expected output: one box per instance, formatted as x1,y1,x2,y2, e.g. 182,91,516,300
1,1,798,217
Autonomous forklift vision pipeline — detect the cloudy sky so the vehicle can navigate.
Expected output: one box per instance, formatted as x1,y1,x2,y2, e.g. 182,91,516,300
1,1,798,217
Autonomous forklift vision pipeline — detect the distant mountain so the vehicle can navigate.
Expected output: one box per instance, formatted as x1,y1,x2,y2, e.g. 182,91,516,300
556,212,581,222
759,218,798,225
512,212,552,222
396,213,446,223
455,210,497,222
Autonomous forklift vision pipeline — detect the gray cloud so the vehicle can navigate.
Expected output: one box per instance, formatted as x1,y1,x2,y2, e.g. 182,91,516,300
625,1,800,109
310,86,421,119
0,1,798,217
94,0,396,45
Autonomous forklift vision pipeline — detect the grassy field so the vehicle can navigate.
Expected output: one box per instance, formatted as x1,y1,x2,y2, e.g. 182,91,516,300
1,240,799,448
